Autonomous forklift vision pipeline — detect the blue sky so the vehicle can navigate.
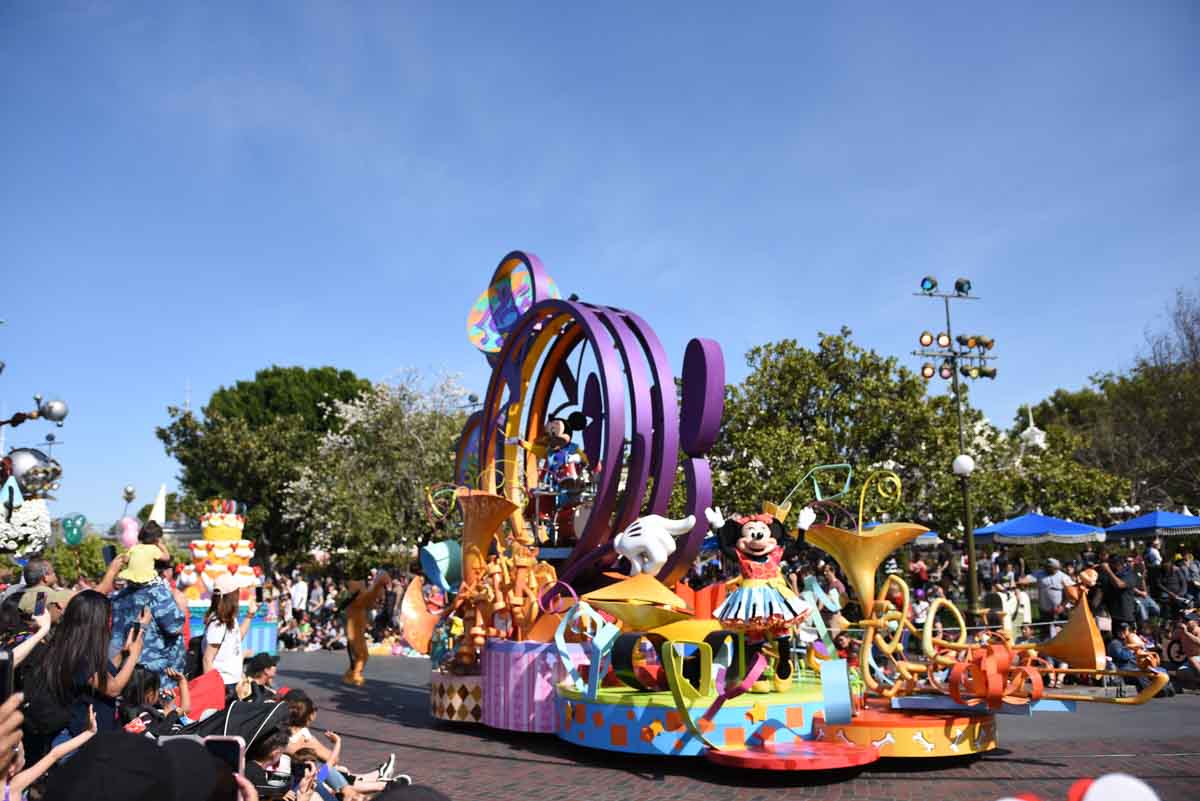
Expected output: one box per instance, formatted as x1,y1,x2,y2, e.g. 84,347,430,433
2,2,1197,525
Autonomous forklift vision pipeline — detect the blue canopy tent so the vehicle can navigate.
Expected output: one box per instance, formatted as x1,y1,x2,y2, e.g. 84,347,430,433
973,512,1106,545
1106,510,1200,539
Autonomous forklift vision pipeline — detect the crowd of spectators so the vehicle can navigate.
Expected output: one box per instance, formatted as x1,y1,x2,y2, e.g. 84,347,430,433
0,522,444,800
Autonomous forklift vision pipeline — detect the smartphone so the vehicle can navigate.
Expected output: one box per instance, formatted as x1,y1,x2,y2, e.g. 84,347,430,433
32,592,46,617
204,735,246,775
130,622,141,641
255,585,264,603
102,544,117,565
0,650,12,705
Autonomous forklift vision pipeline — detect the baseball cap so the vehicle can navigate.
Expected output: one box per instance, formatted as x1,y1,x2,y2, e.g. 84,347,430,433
214,572,240,596
246,652,279,676
1046,558,1061,569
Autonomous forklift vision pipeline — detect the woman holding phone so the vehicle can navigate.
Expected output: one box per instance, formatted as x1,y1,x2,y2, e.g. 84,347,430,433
203,573,258,698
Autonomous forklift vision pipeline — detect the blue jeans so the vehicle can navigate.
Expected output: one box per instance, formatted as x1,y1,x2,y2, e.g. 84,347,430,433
1136,596,1161,622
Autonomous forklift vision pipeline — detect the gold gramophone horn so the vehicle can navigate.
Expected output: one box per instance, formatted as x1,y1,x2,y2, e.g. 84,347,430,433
456,488,518,585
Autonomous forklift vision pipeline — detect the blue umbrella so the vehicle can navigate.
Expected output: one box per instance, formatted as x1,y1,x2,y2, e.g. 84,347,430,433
1106,510,1200,538
973,512,1105,545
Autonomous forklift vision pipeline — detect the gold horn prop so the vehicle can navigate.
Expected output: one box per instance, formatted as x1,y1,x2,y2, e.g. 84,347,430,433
456,489,519,586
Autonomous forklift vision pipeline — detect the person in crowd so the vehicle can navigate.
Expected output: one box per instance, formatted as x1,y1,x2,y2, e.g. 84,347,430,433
3,599,52,668
3,705,96,800
245,652,280,701
20,590,145,763
0,557,57,605
118,666,191,735
203,573,259,698
279,690,396,798
1184,553,1200,603
1180,612,1200,673
1107,621,1152,691
1100,553,1138,630
109,523,189,689
308,579,325,621
1144,538,1164,596
291,573,310,622
1129,555,1160,623
1161,554,1192,616
909,553,929,589
1038,558,1074,624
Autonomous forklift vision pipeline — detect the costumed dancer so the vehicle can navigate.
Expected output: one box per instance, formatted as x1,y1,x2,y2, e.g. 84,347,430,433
705,502,811,691
342,570,391,687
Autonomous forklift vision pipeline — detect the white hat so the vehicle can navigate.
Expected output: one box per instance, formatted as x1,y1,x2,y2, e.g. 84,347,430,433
214,573,240,597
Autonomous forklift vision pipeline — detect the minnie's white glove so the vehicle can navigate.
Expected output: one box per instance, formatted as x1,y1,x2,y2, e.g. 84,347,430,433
613,514,696,576
704,506,726,531
797,506,817,531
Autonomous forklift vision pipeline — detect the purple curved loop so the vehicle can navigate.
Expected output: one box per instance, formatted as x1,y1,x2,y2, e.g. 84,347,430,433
590,306,653,536
657,456,712,586
538,580,579,615
679,338,725,457
581,373,603,465
616,309,680,517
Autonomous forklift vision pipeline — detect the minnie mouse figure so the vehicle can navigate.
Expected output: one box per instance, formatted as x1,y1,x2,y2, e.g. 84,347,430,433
705,503,813,691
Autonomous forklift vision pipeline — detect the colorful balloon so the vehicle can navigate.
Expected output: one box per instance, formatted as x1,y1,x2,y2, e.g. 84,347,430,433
62,514,87,546
118,516,139,548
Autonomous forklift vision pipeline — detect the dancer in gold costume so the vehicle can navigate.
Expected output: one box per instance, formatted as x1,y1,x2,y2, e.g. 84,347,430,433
343,570,392,686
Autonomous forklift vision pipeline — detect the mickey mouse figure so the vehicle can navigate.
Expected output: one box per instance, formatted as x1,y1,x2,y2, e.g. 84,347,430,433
705,502,815,691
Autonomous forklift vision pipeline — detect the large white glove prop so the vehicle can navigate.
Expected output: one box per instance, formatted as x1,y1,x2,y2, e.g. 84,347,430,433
613,514,696,576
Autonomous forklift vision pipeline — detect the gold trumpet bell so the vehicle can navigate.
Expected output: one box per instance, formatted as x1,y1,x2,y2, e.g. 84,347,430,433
804,522,929,611
455,489,519,584
399,576,437,655
1036,598,1105,671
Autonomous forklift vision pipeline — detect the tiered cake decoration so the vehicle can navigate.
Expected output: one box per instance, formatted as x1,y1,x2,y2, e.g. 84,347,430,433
185,499,257,600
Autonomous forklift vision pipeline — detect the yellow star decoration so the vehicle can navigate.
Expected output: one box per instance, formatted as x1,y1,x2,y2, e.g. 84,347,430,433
648,720,665,736
746,702,768,723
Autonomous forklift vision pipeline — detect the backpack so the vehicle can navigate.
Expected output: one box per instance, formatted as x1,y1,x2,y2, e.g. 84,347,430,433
185,624,228,679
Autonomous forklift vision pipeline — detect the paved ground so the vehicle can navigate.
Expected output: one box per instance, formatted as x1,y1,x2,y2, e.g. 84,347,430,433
278,652,1200,801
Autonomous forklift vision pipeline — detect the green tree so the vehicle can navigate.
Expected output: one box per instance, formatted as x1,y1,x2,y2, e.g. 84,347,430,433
45,535,107,584
157,365,370,562
281,372,466,573
1021,286,1200,509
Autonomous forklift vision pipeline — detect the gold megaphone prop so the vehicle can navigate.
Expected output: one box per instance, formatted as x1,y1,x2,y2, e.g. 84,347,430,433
805,522,929,612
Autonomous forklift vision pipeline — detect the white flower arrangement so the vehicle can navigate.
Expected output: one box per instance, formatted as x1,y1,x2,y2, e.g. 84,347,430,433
0,499,52,556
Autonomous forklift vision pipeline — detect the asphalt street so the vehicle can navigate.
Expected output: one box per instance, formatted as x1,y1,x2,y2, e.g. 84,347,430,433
277,651,1200,801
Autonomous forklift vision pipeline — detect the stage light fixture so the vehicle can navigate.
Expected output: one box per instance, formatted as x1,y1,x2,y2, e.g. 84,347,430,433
939,360,954,380
919,331,934,347
936,332,951,348
955,277,972,296
960,365,981,379
920,276,938,294
977,336,995,350
979,366,997,379
921,362,936,380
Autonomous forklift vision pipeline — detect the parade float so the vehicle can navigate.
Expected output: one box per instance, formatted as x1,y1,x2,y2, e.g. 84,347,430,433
402,250,1164,774
183,499,278,655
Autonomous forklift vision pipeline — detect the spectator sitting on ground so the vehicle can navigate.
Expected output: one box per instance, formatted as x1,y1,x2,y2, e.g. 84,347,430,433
1107,622,1154,692
280,690,397,798
1180,613,1200,673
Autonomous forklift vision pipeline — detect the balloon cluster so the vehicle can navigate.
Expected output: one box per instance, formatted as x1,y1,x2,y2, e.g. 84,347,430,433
61,514,87,546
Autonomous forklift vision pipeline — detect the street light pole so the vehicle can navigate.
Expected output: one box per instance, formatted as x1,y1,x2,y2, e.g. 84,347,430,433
942,295,981,621
912,277,996,626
